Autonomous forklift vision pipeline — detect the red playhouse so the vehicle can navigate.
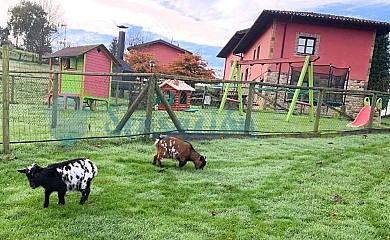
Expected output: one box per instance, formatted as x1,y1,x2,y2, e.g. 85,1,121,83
157,80,195,111
48,44,120,110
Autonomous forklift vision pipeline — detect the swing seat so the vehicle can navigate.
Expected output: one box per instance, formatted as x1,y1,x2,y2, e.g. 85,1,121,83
226,98,240,103
184,108,199,113
296,101,311,106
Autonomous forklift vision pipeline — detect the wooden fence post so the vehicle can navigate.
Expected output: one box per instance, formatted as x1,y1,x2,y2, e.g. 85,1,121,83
144,74,156,137
51,73,59,128
313,89,324,133
244,81,255,135
367,93,377,129
2,45,10,153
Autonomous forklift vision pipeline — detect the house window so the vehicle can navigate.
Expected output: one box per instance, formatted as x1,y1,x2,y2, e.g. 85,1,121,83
180,92,187,104
253,49,257,60
297,37,316,55
64,58,77,70
256,45,260,59
244,68,249,81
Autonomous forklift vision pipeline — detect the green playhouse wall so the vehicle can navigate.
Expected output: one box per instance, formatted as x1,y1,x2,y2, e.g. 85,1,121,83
60,56,84,94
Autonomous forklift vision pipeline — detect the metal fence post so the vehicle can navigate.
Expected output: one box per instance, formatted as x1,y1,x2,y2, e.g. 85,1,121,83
2,45,10,153
51,73,59,128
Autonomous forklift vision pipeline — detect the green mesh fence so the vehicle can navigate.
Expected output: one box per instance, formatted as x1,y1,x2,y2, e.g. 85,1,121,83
1,57,390,145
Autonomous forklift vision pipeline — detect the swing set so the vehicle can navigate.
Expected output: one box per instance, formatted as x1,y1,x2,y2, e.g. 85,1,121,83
218,55,318,121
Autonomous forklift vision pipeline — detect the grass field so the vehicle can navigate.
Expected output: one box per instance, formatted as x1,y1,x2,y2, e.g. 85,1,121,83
1,134,390,239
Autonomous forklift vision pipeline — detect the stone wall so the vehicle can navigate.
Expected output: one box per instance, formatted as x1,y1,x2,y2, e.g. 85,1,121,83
344,79,368,116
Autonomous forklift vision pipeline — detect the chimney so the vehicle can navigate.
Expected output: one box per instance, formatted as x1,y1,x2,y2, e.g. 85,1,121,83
117,25,128,60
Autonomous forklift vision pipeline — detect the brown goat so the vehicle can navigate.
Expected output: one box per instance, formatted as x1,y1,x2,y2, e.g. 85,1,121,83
153,135,207,169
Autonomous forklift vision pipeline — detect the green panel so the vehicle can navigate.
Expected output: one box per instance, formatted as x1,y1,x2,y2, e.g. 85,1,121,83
169,91,174,104
60,56,83,94
60,74,82,94
70,58,77,69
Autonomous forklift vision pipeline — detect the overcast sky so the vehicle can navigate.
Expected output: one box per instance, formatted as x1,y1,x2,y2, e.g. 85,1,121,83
1,0,390,73
2,0,390,46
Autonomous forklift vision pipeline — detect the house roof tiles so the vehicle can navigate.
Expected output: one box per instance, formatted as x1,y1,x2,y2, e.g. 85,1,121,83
127,39,192,54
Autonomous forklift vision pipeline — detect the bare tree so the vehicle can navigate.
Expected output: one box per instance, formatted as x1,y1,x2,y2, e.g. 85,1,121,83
35,0,65,46
126,28,152,47
36,0,64,25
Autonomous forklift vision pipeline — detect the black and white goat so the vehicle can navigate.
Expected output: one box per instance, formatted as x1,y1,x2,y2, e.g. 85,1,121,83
17,158,98,208
153,135,207,170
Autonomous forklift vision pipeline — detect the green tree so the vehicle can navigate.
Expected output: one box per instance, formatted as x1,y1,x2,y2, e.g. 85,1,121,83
109,36,118,58
0,26,10,45
8,0,57,62
368,34,390,92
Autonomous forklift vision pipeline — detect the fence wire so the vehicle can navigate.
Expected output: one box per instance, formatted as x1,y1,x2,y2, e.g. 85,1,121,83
1,60,390,145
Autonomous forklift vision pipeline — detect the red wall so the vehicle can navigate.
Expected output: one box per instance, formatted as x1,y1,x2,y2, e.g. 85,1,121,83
235,20,375,82
240,25,274,81
142,43,186,66
274,20,374,81
84,49,112,98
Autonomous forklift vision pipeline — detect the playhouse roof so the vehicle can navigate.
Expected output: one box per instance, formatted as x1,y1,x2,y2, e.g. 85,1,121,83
232,9,390,54
159,80,195,91
127,39,192,54
51,44,120,66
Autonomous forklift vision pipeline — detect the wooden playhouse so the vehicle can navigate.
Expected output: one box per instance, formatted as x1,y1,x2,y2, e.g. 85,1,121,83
157,80,195,111
48,44,120,110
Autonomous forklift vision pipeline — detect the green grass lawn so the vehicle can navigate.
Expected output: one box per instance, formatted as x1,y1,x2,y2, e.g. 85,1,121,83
1,134,390,239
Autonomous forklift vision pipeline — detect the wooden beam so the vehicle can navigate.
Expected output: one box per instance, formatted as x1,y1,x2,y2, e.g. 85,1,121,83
2,45,10,153
114,83,149,133
238,56,320,66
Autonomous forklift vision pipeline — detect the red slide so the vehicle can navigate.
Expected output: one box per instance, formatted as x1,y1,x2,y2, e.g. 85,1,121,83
349,105,371,127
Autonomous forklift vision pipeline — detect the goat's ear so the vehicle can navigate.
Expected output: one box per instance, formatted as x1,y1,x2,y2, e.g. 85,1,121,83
17,169,27,173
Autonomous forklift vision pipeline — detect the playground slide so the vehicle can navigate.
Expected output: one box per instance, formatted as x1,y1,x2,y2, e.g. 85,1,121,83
349,105,371,127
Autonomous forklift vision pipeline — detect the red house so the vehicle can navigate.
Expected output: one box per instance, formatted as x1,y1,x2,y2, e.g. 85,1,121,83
217,10,390,111
157,80,195,111
127,39,192,66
